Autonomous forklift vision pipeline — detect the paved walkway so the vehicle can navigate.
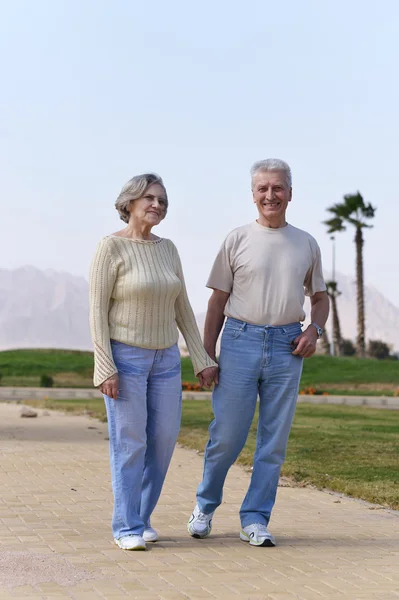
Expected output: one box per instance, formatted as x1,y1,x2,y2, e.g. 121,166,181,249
0,403,398,600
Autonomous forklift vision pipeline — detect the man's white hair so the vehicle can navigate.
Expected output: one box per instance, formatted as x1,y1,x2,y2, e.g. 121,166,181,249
250,159,292,189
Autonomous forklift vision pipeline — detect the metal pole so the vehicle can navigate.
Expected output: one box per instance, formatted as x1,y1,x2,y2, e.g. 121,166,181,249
332,235,336,282
330,235,335,356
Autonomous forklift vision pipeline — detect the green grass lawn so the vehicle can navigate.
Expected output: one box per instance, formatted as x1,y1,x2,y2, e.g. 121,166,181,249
1,348,399,394
21,397,399,510
0,349,95,388
300,355,399,391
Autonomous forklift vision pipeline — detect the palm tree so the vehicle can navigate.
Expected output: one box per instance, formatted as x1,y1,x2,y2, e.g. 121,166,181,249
324,193,376,358
320,328,331,356
325,280,342,356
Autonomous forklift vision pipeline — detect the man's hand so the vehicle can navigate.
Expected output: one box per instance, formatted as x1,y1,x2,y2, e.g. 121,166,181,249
291,327,318,358
198,366,219,389
100,373,119,399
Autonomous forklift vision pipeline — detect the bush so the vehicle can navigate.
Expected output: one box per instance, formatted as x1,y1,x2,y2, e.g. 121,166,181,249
341,339,356,356
367,339,391,360
182,381,203,391
299,386,328,396
40,374,54,388
0,369,2,385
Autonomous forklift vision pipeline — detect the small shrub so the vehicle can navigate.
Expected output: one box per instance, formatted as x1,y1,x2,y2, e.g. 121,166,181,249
299,386,326,396
367,339,391,360
182,381,203,391
341,339,356,356
40,374,54,388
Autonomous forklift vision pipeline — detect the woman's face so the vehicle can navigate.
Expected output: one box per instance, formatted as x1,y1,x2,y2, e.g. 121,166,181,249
128,183,167,227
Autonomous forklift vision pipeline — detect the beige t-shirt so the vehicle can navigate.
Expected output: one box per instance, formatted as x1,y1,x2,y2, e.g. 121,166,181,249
207,221,326,326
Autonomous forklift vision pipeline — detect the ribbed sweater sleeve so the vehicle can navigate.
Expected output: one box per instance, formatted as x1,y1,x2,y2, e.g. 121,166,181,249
89,238,119,386
171,244,218,375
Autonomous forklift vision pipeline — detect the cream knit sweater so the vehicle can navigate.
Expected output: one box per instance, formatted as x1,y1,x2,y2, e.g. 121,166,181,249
89,235,217,386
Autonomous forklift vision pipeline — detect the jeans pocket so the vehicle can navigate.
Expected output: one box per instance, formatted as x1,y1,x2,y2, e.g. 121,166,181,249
158,344,181,376
283,327,302,349
222,326,243,342
111,342,148,375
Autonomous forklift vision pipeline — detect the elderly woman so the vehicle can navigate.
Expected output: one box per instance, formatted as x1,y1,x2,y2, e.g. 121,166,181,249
89,173,218,551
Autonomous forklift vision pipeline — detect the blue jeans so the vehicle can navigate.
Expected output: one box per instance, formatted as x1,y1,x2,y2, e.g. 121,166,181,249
104,341,182,539
196,318,303,528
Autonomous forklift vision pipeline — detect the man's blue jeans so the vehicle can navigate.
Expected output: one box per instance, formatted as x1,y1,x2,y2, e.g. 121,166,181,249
196,318,304,527
104,340,182,539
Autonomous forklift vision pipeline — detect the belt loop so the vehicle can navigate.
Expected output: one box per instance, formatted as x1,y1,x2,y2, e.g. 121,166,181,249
241,322,247,331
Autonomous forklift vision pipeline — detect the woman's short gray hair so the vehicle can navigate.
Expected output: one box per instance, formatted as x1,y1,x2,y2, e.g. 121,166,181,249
115,173,168,223
250,159,292,189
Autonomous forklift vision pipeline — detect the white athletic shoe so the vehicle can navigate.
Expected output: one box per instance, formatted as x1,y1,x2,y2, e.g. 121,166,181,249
240,523,276,547
187,504,214,538
114,535,146,551
143,527,159,542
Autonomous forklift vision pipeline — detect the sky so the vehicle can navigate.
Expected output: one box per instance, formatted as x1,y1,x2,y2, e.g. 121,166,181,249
1,0,398,314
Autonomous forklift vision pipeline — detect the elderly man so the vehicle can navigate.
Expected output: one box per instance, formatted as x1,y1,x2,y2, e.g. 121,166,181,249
188,158,329,547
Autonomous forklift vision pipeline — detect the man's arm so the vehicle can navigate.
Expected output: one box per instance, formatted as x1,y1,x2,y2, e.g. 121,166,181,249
309,290,330,331
292,291,330,358
203,289,230,362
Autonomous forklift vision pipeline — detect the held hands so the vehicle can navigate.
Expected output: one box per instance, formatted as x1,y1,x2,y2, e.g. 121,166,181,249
99,331,316,398
100,367,219,399
100,373,119,399
197,366,219,389
291,327,318,358
100,366,219,400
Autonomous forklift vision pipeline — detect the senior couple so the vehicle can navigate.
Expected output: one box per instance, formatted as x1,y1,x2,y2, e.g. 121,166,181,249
89,159,329,551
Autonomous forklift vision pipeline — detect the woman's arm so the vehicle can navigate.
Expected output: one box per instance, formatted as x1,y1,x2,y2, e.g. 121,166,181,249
89,238,119,390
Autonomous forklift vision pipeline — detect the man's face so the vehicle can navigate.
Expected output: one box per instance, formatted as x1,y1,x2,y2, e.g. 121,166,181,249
252,170,292,224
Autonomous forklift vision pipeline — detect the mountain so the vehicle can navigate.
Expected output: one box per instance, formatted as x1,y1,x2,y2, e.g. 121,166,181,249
0,267,398,352
320,272,399,351
0,266,92,351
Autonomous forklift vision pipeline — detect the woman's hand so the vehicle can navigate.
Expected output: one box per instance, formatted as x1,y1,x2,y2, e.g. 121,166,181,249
198,366,219,389
100,374,119,399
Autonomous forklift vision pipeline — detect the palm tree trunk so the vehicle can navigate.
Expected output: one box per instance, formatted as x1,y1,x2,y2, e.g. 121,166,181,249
355,227,366,357
321,328,331,355
331,295,342,356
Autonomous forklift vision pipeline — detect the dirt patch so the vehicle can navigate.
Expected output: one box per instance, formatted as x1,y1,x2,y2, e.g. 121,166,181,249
0,551,96,588
53,372,93,387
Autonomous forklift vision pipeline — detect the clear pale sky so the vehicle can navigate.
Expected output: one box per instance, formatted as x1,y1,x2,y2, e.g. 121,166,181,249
1,0,398,314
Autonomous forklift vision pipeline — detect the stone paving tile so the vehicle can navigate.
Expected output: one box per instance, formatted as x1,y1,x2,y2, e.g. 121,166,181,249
0,402,398,600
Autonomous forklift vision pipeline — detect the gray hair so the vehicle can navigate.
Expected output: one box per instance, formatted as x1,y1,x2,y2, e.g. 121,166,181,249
250,159,292,189
115,173,168,223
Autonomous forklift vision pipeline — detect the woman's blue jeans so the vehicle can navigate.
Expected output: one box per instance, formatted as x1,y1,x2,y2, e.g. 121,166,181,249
196,318,304,528
104,340,182,539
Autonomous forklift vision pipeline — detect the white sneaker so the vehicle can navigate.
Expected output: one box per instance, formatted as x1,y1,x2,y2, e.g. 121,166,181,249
143,527,159,542
114,535,146,551
240,524,276,547
187,504,214,538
